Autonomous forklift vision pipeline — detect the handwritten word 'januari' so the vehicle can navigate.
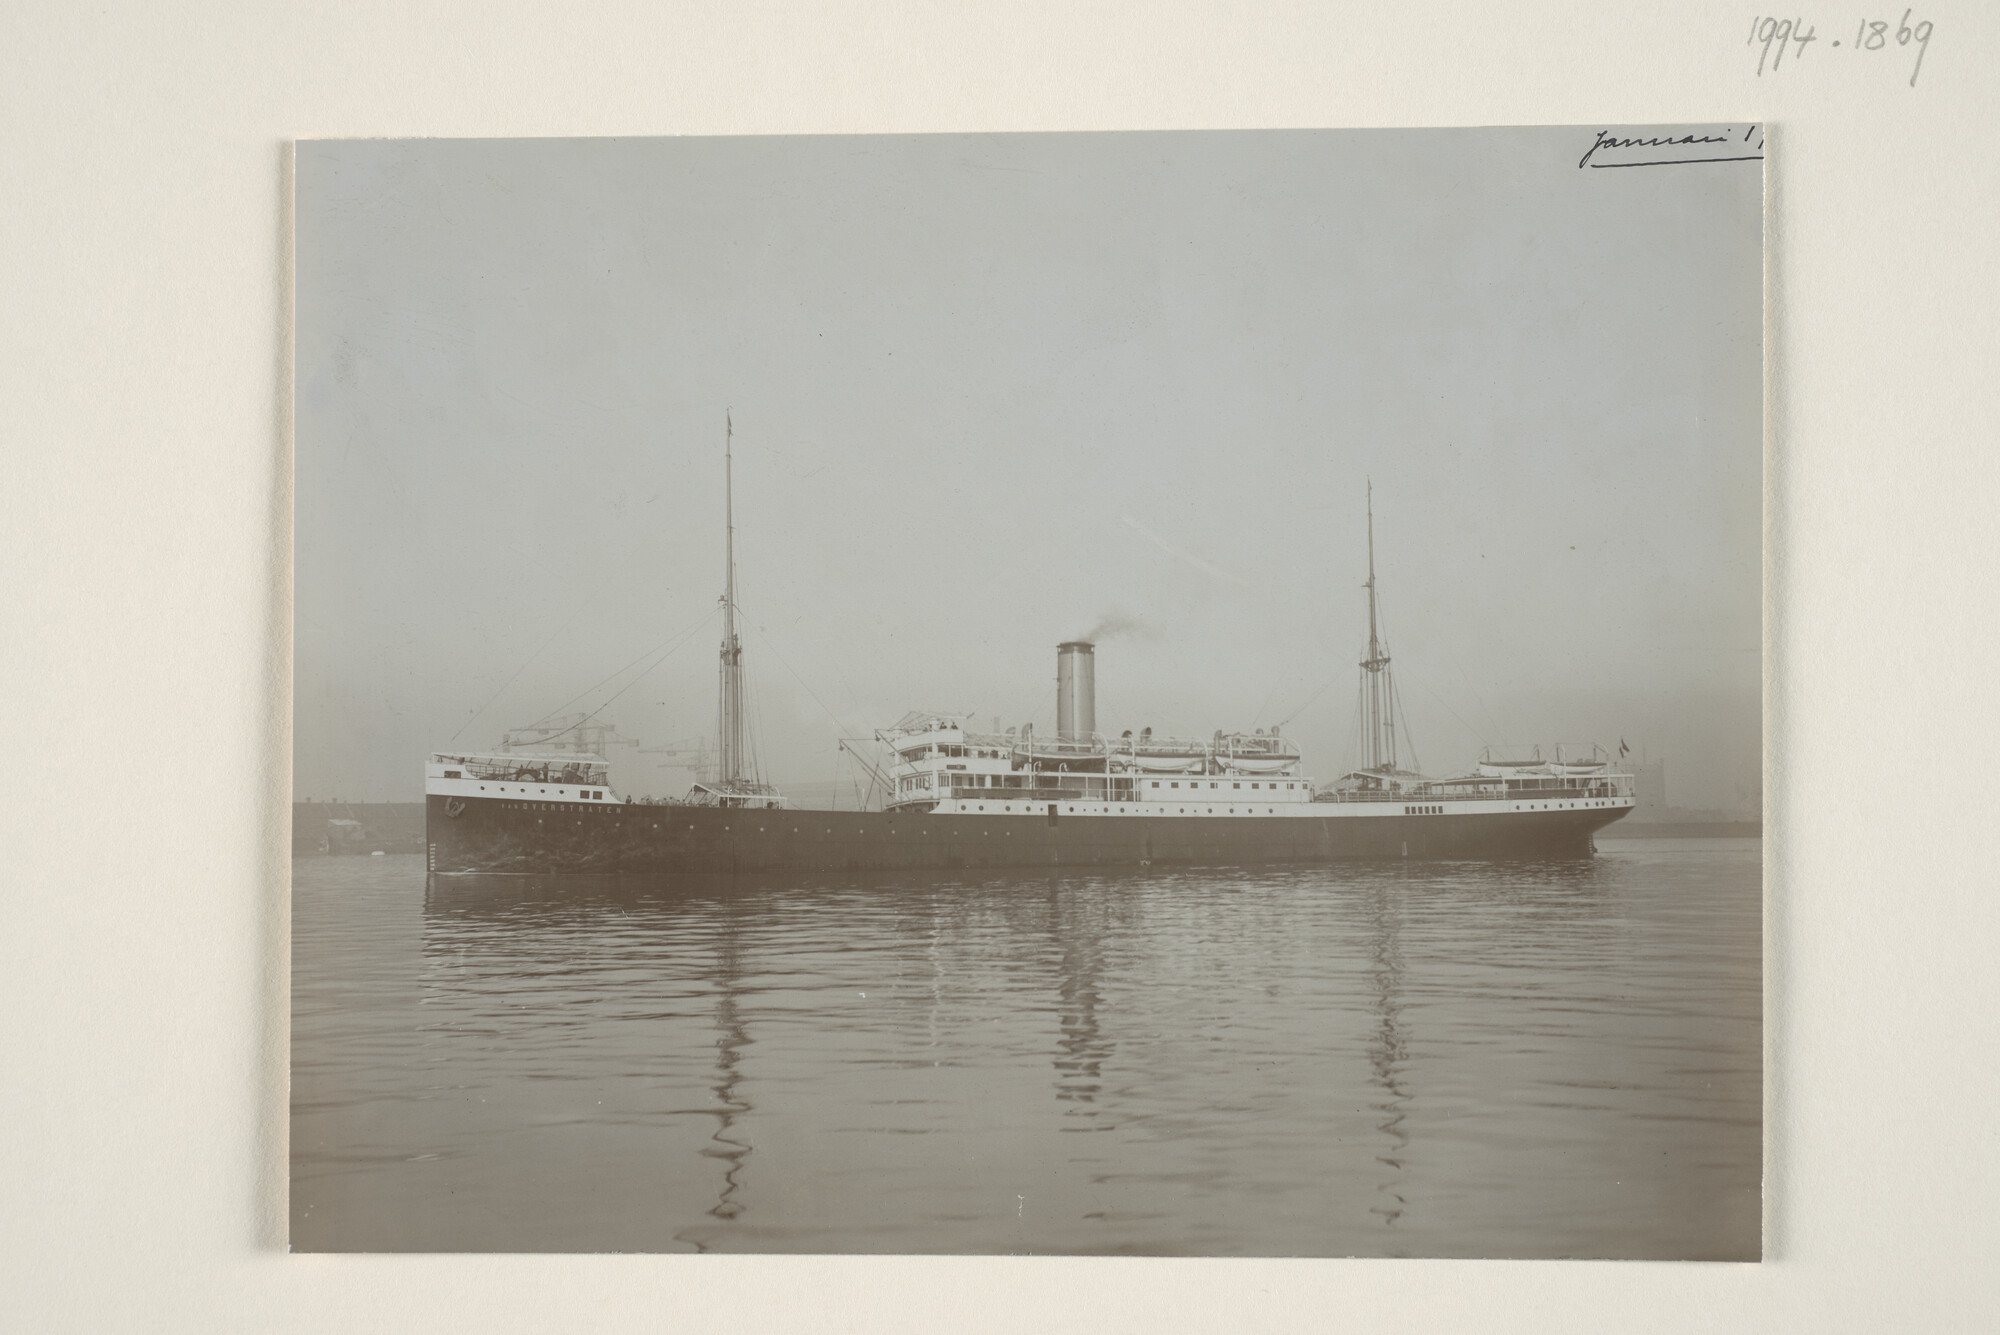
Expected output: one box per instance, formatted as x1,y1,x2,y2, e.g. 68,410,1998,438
1578,127,1763,170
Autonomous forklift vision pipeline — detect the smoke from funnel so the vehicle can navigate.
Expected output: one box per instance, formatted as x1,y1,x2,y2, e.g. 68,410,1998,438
1079,611,1157,643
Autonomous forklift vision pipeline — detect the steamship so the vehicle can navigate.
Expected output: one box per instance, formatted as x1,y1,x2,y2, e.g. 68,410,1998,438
424,438,1634,876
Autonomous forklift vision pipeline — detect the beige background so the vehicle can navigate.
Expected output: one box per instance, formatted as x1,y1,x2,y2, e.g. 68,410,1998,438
4,0,1995,1329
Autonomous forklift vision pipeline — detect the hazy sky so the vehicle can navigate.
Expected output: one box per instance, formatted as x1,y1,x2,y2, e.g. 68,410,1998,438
296,128,1761,806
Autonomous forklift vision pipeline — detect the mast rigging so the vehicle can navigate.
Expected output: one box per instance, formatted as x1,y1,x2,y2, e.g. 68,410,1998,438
717,410,747,787
1359,479,1399,774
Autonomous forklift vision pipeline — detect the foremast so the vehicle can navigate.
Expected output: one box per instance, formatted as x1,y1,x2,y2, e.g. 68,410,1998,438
693,411,783,810
717,410,746,785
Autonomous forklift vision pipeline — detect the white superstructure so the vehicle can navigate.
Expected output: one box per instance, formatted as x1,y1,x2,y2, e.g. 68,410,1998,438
872,485,1636,828
879,708,1317,818
876,707,1632,823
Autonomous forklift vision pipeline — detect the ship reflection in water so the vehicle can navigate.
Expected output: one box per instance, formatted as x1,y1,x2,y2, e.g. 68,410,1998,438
1048,879,1117,1130
289,840,1760,1257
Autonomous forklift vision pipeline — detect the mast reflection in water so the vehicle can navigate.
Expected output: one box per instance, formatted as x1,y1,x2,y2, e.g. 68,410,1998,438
1365,877,1411,1234
290,841,1760,1257
696,900,752,1235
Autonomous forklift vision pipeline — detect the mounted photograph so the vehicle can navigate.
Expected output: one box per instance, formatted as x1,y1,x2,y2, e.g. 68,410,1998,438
291,126,1763,1256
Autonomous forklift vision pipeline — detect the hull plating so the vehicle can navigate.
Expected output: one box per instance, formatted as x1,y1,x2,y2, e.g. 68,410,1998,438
426,794,1629,876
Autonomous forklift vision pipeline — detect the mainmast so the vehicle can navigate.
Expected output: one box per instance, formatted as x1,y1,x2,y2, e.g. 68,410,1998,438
717,411,746,787
1360,480,1397,773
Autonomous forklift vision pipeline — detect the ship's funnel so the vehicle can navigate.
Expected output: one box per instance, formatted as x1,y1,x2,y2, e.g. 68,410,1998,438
1056,641,1096,742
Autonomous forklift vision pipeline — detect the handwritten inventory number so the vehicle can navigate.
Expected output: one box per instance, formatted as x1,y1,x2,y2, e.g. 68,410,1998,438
1749,12,1934,85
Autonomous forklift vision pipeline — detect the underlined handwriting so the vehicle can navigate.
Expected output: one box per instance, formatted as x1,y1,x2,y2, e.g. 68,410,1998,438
1579,126,1763,170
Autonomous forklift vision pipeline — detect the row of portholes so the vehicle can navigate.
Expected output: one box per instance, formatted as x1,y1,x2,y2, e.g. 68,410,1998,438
1151,780,1301,790
477,784,601,799
957,804,1278,815
632,806,1296,832
649,825,941,836
1513,801,1622,810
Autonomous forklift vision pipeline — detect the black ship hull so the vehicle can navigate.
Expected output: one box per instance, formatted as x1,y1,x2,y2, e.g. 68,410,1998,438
425,793,1630,876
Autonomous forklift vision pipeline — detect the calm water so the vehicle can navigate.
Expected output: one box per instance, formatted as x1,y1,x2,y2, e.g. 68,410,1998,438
290,839,1761,1256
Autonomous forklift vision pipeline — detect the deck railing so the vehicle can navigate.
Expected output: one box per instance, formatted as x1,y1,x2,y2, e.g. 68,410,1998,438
1317,784,1632,804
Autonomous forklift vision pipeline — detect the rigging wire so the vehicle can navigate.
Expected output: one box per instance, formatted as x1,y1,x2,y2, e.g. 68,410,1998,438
740,616,899,806
745,674,770,789
1342,677,1364,775
1274,665,1349,729
1389,667,1423,776
521,606,718,733
1249,674,1284,730
741,614,865,741
1446,646,1512,752
1368,590,1421,773
512,607,721,747
447,594,603,744
1406,666,1492,750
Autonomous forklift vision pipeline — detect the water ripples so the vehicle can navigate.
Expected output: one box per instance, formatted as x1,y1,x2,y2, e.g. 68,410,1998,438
292,840,1760,1256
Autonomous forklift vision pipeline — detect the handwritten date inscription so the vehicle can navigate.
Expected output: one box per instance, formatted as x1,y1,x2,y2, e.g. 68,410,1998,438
1750,12,1934,86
